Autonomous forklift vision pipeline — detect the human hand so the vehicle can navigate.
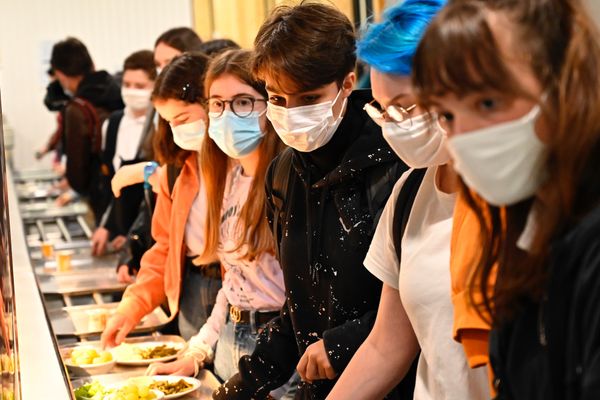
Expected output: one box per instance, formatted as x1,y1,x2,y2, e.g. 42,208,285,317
35,146,47,160
145,356,198,377
147,166,161,194
116,265,135,284
91,227,110,256
297,339,337,382
54,191,73,207
110,235,127,251
112,163,146,197
101,312,137,349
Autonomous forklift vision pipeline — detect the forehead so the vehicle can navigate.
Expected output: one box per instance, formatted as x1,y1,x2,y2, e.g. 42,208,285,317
209,73,262,98
154,98,199,119
122,69,151,83
154,43,180,62
370,69,412,104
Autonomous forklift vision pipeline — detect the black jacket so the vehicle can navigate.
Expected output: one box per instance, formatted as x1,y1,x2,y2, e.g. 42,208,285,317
214,91,408,399
63,71,123,222
491,203,600,399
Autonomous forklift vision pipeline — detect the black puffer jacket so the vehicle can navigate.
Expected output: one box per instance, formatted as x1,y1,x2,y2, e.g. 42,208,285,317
491,203,600,399
214,90,409,399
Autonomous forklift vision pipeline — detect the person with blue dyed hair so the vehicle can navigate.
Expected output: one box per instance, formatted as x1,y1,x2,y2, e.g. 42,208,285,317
327,1,490,399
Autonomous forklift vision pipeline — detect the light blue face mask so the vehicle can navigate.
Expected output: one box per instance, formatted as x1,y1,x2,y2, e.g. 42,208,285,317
208,110,265,159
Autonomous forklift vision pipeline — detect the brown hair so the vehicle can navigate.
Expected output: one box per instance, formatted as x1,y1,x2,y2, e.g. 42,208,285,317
123,50,157,81
50,37,94,77
154,27,203,52
414,0,600,324
252,1,356,92
198,49,285,262
151,52,210,166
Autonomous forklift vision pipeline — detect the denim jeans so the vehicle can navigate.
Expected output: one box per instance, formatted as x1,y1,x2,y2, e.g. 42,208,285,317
213,319,299,399
178,263,222,340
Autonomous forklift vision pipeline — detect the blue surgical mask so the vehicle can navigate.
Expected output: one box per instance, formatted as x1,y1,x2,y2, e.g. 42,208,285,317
208,110,265,159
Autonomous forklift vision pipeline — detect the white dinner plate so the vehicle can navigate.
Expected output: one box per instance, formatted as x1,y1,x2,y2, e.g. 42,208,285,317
111,342,187,366
148,375,201,399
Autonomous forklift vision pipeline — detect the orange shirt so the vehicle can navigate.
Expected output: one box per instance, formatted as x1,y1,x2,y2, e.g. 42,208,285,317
450,192,492,367
116,153,200,324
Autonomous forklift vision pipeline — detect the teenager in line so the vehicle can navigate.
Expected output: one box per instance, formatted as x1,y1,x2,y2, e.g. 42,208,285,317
413,0,600,398
328,1,489,398
101,53,221,342
146,49,296,399
215,3,408,399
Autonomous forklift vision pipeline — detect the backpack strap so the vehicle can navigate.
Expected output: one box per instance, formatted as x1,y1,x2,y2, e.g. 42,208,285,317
270,148,294,261
71,97,102,154
366,162,406,233
101,110,125,174
167,163,182,198
392,168,427,265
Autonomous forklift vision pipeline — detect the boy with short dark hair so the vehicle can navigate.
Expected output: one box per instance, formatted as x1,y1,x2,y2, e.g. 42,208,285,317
50,37,124,223
214,3,409,399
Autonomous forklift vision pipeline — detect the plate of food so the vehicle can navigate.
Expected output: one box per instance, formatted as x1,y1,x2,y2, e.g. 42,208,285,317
147,376,201,399
62,347,116,375
74,379,164,400
112,342,187,366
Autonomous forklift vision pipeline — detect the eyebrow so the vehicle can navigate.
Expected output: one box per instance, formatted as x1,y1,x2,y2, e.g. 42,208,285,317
209,92,259,99
171,111,189,120
385,93,411,107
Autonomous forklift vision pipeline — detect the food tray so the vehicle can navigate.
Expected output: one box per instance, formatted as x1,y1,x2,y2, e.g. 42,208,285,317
49,303,170,338
71,369,219,400
13,169,60,182
35,253,120,275
37,266,126,295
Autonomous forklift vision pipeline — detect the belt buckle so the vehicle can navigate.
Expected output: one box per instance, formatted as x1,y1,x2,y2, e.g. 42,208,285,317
230,305,242,323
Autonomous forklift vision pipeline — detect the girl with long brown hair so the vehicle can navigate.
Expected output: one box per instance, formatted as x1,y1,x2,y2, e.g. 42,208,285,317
146,50,294,398
101,52,223,345
413,0,600,397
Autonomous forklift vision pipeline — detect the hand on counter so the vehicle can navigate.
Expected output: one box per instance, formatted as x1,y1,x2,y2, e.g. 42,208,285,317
297,339,338,383
110,235,127,251
145,356,197,377
101,312,137,349
116,265,135,284
91,227,110,256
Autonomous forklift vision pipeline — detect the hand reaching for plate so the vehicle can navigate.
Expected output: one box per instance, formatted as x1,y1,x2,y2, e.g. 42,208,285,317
146,356,197,377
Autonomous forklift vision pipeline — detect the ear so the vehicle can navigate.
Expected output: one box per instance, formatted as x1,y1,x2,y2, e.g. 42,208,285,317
342,72,356,96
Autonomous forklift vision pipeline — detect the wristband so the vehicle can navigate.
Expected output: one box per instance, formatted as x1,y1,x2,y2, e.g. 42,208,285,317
143,161,159,189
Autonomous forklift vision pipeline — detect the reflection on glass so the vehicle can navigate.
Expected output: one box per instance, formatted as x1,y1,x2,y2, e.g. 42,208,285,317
0,92,20,399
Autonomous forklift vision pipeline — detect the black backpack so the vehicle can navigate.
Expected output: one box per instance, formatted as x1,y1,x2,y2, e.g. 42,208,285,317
392,168,427,263
269,148,416,261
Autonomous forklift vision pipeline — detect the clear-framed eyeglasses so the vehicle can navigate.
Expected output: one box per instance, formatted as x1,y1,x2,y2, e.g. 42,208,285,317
363,100,417,129
207,95,268,118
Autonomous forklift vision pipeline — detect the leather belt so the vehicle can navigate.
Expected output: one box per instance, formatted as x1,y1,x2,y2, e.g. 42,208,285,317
229,305,279,327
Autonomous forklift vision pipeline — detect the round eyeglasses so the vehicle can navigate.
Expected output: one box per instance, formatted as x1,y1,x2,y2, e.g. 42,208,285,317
208,95,268,118
363,100,417,129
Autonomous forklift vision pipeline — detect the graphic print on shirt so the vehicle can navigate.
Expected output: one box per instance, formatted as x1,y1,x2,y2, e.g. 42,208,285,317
218,166,285,311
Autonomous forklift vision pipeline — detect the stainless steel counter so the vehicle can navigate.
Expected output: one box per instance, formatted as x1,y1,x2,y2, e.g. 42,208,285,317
7,168,72,399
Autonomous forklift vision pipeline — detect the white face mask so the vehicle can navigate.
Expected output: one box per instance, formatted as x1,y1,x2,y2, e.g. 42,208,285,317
448,104,547,206
170,119,206,151
382,113,450,168
121,87,152,112
266,89,347,152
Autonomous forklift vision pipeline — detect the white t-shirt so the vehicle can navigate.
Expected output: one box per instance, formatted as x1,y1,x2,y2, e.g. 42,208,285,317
101,106,146,172
184,153,208,256
189,165,285,349
364,166,489,400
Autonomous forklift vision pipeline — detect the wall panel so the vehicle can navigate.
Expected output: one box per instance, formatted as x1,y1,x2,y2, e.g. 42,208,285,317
0,0,193,171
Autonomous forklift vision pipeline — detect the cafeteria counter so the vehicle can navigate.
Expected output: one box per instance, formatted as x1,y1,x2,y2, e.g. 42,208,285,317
8,168,221,399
